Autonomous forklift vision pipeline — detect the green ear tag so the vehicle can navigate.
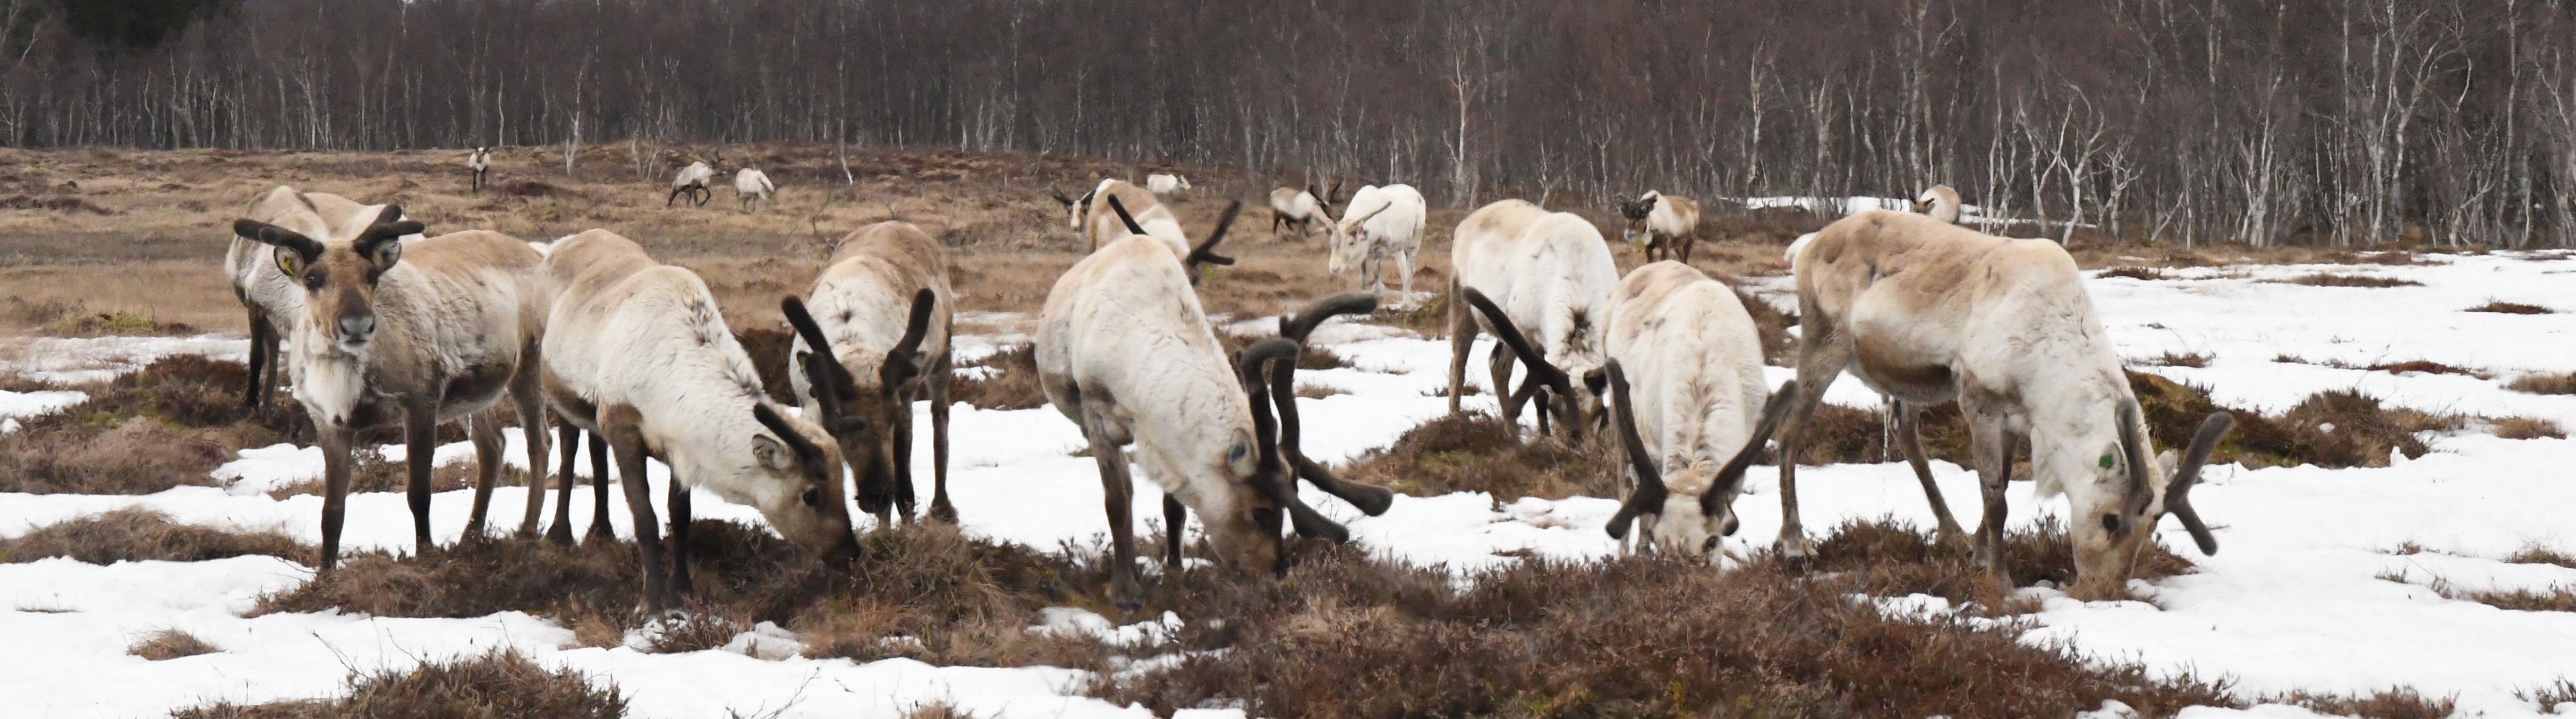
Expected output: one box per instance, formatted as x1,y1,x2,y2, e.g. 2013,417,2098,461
2098,454,2116,469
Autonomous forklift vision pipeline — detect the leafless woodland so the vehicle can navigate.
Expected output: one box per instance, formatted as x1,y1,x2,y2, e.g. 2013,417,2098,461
5,0,2575,247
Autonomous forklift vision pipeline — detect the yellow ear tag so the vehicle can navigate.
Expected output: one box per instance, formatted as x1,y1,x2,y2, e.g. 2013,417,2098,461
275,252,300,277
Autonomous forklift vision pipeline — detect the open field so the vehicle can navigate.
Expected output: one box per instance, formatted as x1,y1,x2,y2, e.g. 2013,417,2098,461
2,147,2574,717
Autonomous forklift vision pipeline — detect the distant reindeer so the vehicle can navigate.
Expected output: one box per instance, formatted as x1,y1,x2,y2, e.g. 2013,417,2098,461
1617,191,1702,263
1147,173,1191,195
667,158,717,208
466,148,492,194
734,167,775,212
1269,180,1340,241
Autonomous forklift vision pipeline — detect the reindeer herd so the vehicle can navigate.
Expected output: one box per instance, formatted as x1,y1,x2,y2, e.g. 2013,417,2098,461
220,156,2233,614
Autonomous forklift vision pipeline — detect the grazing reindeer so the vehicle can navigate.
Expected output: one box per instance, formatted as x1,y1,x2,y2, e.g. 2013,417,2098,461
667,160,717,207
780,220,959,525
539,229,861,613
229,207,553,572
1036,210,1389,609
466,147,492,193
1595,261,1795,555
1914,184,1962,223
1617,191,1702,263
1269,180,1339,241
1146,173,1192,195
734,167,776,212
1324,184,1429,299
1770,210,2233,600
1444,200,1620,437
1103,195,1239,286
228,187,418,409
1052,178,1204,256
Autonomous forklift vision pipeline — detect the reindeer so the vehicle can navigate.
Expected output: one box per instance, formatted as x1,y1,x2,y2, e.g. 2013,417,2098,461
667,160,717,208
1769,210,2233,600
228,187,419,410
1592,261,1796,555
1617,191,1702,263
734,167,775,212
1914,184,1962,223
467,148,492,194
1269,180,1339,241
228,207,554,572
538,229,861,613
1051,179,1193,255
1146,173,1192,195
1324,184,1429,298
1443,200,1621,438
778,221,959,526
1036,212,1391,610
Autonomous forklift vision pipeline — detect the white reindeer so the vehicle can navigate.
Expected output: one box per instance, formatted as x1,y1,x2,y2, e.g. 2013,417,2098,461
780,221,959,526
1617,191,1702,263
1914,184,1963,223
1036,215,1390,609
734,167,776,212
467,147,492,193
667,160,717,208
228,207,554,572
1146,173,1191,195
1769,210,2233,600
227,187,419,409
1268,180,1339,241
539,229,862,613
1592,261,1795,556
1444,200,1621,438
1053,179,1208,257
1324,183,1428,299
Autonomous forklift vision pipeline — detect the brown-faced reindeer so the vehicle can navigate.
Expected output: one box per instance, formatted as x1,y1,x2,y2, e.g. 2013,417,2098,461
1444,199,1621,438
1269,180,1340,241
1914,184,1963,223
1617,191,1702,263
539,229,861,613
1595,261,1796,556
1036,212,1390,610
780,221,959,525
667,159,718,208
1052,178,1229,264
1770,210,2233,600
229,207,553,572
229,186,419,409
466,148,492,194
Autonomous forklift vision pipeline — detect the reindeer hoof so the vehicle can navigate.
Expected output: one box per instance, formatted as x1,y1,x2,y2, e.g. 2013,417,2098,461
928,501,959,524
545,525,575,547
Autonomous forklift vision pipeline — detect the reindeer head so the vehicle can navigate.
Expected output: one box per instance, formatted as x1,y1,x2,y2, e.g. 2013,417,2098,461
746,404,864,564
780,291,938,518
1462,287,1607,438
1050,183,1100,230
1323,199,1395,277
1603,365,1796,557
233,206,421,356
1914,184,1962,223
1207,293,1381,571
2061,401,2231,600
1104,195,1237,285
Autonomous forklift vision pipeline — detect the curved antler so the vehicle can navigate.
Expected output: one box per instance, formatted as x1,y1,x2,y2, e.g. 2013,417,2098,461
779,297,867,436
1603,361,1667,540
879,289,938,392
1105,195,1149,235
2164,412,2234,555
1183,201,1243,281
1696,382,1798,519
1269,293,1395,517
2114,400,2157,534
1461,287,1575,435
232,220,325,262
1239,338,1344,542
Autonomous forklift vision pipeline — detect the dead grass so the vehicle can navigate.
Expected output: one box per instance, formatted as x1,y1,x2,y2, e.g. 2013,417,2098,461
1335,412,1621,502
2467,301,2553,314
169,649,624,718
262,451,495,499
2361,359,2481,377
947,344,1049,410
0,509,307,564
2269,272,2424,288
2145,350,2214,368
2521,679,2576,712
2505,546,2576,570
1806,518,2195,611
2130,372,2455,469
2282,689,2456,718
1295,383,1348,399
2097,266,2174,280
2506,371,2576,395
128,628,219,661
0,356,300,494
2455,585,2576,613
2492,416,2565,440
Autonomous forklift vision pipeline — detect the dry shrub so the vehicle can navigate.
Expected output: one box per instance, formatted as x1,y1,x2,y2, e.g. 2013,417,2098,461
129,628,218,661
170,649,624,719
1806,518,2194,611
40,310,193,337
2272,273,2422,288
2506,546,2576,570
1295,383,1348,399
904,703,975,719
2506,371,2576,395
2493,416,2564,440
0,193,116,215
1789,401,1974,467
265,450,491,499
2521,679,2576,712
734,325,803,406
500,179,558,197
2456,585,2576,613
0,355,300,494
1095,542,2235,718
1730,284,1798,364
0,509,306,564
948,344,1049,410
2363,359,2478,377
2098,266,2173,280
1336,412,1620,502
2467,301,2553,314
2130,371,2451,469
2282,688,2456,718
793,523,1105,669
2146,350,2213,368
256,533,645,621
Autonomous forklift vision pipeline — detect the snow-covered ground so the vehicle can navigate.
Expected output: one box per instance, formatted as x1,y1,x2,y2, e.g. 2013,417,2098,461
6,253,2576,717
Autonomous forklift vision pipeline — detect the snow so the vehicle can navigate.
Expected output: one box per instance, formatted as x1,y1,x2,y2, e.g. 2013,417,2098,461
7,253,2576,716
0,333,248,386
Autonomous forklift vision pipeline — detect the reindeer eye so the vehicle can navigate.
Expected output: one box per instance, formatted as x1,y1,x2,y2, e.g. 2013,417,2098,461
1228,442,1249,464
801,487,822,507
304,272,325,289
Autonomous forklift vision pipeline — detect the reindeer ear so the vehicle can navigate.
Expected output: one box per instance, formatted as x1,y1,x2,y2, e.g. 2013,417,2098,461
273,246,304,278
753,433,797,471
371,239,403,269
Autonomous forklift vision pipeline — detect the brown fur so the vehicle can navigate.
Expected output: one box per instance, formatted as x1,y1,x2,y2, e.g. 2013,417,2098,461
1082,180,1166,251
803,221,958,523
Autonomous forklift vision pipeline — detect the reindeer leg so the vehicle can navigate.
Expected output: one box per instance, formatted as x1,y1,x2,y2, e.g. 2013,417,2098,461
407,403,443,551
1398,251,1414,299
547,420,578,546
1773,322,1852,571
668,478,694,598
260,324,283,411
1084,414,1144,613
465,409,504,542
892,384,919,523
1162,495,1186,568
1968,412,2017,581
513,357,550,538
607,408,675,614
1444,278,1477,415
243,308,267,408
1489,342,1519,423
928,352,957,523
317,424,354,575
586,429,615,539
1893,400,1969,546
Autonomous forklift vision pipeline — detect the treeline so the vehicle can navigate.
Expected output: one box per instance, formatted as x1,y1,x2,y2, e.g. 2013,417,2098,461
3,0,2573,247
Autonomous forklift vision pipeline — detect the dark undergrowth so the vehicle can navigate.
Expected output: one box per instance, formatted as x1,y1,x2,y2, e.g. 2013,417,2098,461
947,344,1049,410
1805,517,2195,611
0,355,297,494
129,628,218,661
170,649,624,718
1337,411,1621,502
0,509,307,564
2466,301,2552,314
2279,688,2456,719
2270,272,2422,288
2507,371,2576,396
